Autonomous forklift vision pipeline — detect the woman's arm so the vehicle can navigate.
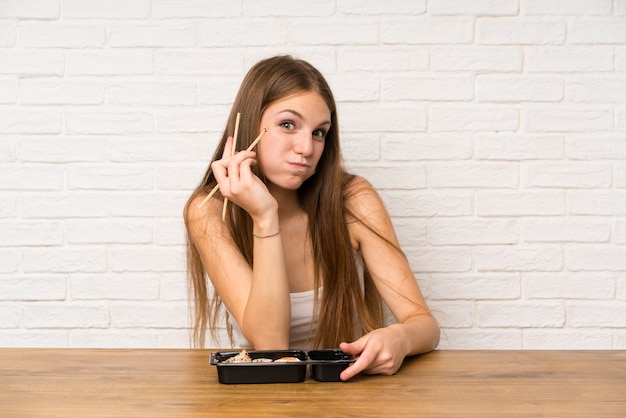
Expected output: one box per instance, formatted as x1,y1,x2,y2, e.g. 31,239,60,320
339,176,440,380
185,142,291,349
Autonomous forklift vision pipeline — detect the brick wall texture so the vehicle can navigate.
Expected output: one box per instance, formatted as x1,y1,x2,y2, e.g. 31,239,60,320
1,0,625,349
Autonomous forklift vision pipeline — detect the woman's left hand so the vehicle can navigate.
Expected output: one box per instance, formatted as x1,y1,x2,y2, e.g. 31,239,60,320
338,324,408,381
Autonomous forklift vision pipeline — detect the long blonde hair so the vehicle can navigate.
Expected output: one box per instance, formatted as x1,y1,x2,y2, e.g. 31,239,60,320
184,55,385,348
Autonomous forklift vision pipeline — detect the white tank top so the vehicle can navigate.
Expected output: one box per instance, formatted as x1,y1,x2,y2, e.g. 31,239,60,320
227,252,365,350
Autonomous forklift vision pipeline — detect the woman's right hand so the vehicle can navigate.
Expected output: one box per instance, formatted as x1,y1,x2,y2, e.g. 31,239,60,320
211,136,278,220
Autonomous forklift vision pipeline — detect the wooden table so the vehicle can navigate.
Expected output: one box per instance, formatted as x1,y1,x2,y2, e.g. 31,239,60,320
1,349,624,417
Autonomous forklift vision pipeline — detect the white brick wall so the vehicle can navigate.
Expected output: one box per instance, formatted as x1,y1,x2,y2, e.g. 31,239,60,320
1,0,625,349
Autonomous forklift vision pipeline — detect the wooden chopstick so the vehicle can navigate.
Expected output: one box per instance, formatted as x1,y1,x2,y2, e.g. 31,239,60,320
197,126,269,209
221,113,241,221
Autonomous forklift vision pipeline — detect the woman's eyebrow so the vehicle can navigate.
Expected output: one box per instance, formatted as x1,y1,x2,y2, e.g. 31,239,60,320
279,109,331,127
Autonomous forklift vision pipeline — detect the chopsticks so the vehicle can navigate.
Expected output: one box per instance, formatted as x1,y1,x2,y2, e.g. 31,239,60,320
221,112,241,221
197,124,269,210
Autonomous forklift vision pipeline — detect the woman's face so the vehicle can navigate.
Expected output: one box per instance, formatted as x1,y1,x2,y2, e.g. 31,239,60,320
257,90,330,192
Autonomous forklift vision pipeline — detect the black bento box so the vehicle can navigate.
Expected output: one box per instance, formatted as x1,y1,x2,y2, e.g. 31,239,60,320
210,349,354,384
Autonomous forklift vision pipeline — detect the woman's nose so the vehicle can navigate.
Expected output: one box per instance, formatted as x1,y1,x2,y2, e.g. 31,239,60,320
293,132,313,156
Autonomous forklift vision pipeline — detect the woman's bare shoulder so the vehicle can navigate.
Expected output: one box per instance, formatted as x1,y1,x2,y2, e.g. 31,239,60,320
184,192,224,238
345,175,386,217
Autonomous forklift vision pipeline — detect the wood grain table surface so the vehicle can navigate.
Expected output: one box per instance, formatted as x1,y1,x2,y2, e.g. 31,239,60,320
1,348,624,417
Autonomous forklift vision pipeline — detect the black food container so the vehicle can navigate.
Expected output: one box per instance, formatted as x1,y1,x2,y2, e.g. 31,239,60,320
308,349,354,382
210,350,308,384
210,349,354,384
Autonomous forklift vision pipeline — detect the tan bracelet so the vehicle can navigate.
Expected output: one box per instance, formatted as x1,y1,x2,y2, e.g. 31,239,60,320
252,229,280,239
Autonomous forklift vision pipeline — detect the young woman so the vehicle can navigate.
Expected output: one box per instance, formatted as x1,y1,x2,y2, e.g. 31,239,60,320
184,55,439,381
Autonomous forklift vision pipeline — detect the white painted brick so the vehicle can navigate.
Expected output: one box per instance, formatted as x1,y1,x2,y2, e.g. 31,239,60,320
341,104,427,133
110,246,184,273
155,50,242,76
20,137,106,163
70,274,159,300
0,250,20,273
109,23,195,47
567,303,626,327
0,0,59,19
0,110,63,134
291,19,379,46
521,217,611,243
20,79,105,105
429,106,519,132
382,17,474,44
566,77,626,103
22,303,110,328
18,23,105,48
618,107,626,132
108,135,206,162
523,330,612,349
0,138,16,162
156,165,207,191
616,165,626,188
0,305,21,327
66,111,154,135
0,165,64,190
0,50,64,75
66,50,153,76
0,20,15,46
429,301,473,328
0,331,69,348
156,109,216,133
430,274,520,300
476,191,565,216
568,191,626,216
384,76,473,101
0,277,66,301
329,73,380,102
381,190,473,217
63,0,150,18
429,0,518,15
338,47,429,72
566,246,626,271
67,220,153,244
617,0,626,15
342,134,380,162
341,0,426,15
405,248,473,273
151,0,240,18
477,302,565,327
429,163,519,188
617,333,626,349
524,46,614,72
21,193,109,219
0,196,17,219
615,220,626,245
430,219,518,245
111,193,187,217
523,0,613,15
566,135,626,160
391,218,428,248
524,163,612,188
110,303,188,328
383,134,473,161
197,76,242,105
154,220,185,246
22,247,107,274
477,18,566,45
198,19,290,47
0,79,17,103
526,107,614,132
160,272,188,301
67,166,154,191
438,329,522,349
523,273,615,299
431,46,522,72
618,46,626,71
619,276,626,300
475,133,563,160
567,19,626,44
350,165,426,190
107,81,197,106
157,330,191,348
476,75,563,103
476,246,564,272
0,221,64,246
71,330,157,348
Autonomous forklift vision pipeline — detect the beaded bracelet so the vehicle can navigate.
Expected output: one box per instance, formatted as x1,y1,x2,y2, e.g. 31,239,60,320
252,229,281,239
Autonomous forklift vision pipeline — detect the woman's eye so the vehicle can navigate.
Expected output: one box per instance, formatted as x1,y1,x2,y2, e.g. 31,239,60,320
313,129,327,139
280,121,295,130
